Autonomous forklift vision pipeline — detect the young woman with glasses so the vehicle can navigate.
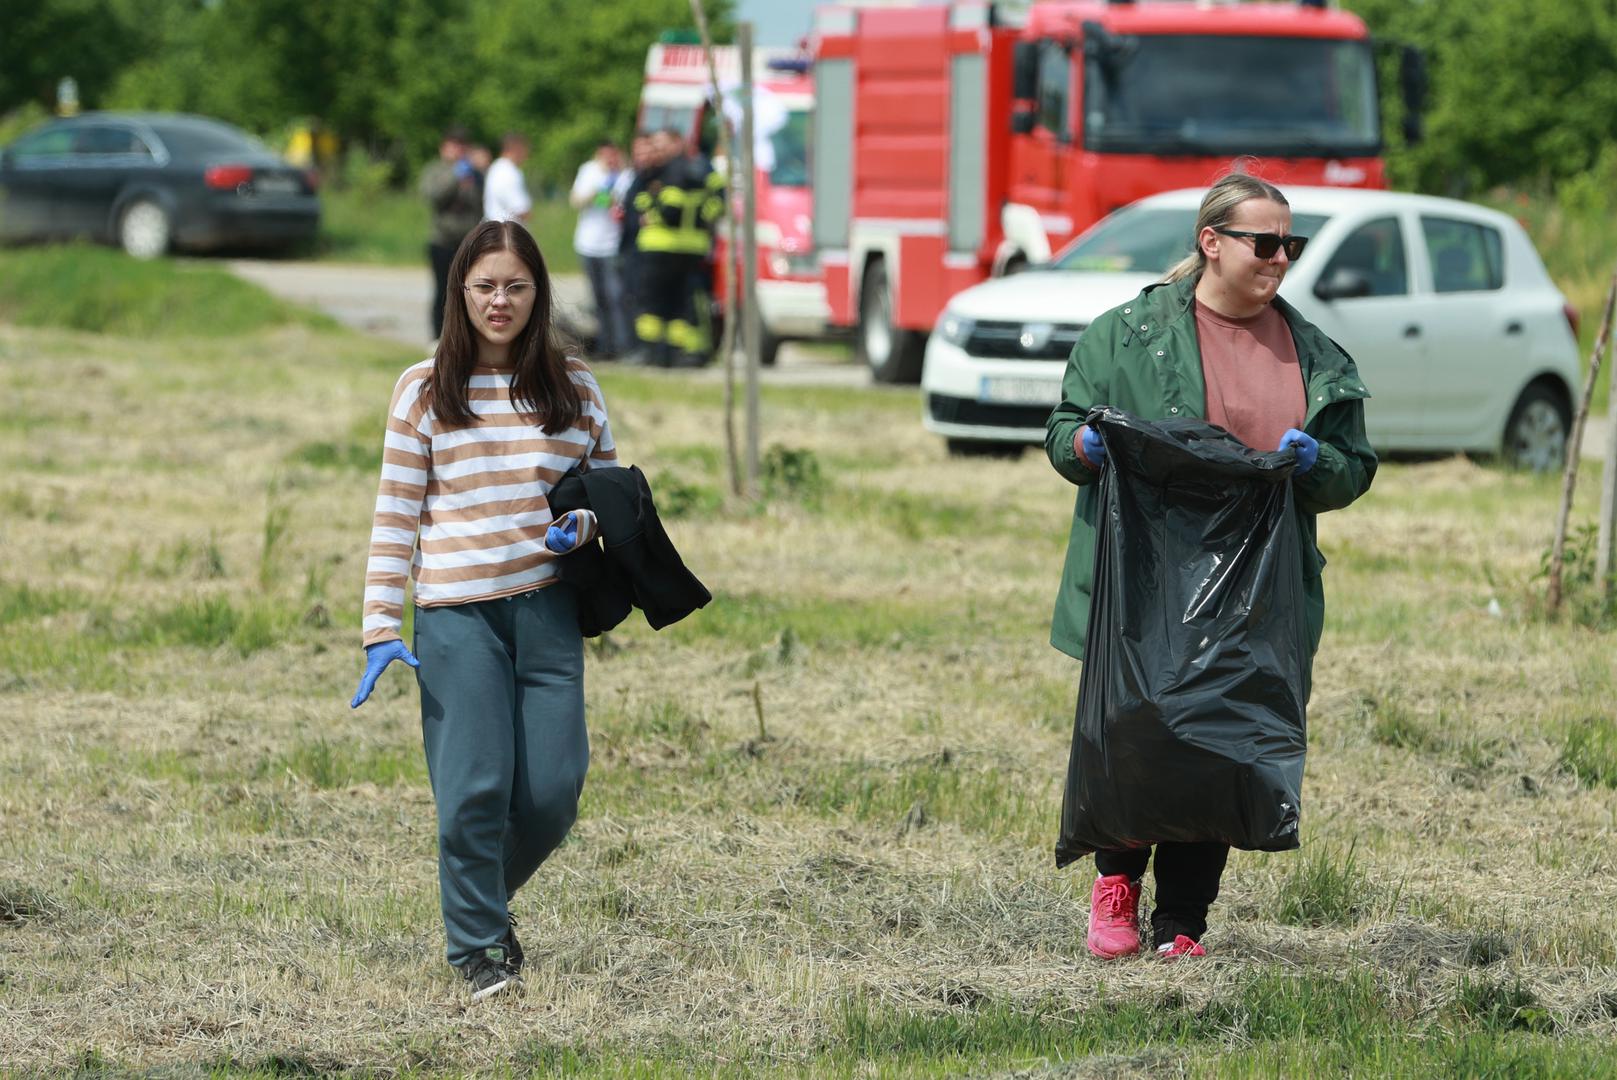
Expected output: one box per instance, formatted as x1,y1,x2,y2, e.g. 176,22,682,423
349,219,618,1001
1045,172,1378,961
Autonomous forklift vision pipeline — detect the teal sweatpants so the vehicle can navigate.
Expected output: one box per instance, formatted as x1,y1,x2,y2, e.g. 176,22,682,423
413,584,588,967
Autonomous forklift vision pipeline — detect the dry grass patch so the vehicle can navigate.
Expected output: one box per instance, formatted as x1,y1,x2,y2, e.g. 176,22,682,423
2,316,1616,1075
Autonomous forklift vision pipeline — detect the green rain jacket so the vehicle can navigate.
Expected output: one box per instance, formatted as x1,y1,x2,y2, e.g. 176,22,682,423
1044,274,1378,662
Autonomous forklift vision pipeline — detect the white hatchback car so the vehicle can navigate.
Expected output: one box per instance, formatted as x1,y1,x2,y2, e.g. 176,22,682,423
921,187,1580,470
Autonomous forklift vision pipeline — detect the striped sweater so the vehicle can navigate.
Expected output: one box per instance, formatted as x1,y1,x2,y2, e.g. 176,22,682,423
362,357,618,646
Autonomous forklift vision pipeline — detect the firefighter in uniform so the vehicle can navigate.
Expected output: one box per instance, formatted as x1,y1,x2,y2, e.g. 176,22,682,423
632,129,725,368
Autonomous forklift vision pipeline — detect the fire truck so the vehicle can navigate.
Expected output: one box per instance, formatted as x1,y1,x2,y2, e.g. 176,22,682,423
810,0,1426,382
637,42,824,366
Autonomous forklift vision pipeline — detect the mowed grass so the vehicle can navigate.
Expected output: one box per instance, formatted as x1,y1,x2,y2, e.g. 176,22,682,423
3,281,1617,1076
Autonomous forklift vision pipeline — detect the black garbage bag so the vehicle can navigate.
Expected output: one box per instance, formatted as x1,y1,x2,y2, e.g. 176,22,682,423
1055,407,1311,865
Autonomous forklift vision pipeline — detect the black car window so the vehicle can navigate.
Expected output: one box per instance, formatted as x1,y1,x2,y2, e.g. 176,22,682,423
71,125,147,156
1421,216,1504,293
9,126,74,160
1320,216,1407,297
148,122,267,159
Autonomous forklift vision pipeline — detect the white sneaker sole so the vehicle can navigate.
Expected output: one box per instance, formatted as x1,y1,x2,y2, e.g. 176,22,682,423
470,973,516,1002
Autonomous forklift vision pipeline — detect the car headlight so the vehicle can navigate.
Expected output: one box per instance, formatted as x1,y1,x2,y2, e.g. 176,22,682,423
936,311,975,347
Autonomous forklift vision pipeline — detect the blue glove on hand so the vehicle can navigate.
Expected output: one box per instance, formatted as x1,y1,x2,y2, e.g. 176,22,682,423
1080,425,1107,469
1278,428,1319,476
350,640,420,708
545,511,580,554
453,158,475,181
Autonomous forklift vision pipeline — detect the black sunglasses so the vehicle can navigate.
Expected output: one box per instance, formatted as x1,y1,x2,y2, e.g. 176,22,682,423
1214,228,1308,260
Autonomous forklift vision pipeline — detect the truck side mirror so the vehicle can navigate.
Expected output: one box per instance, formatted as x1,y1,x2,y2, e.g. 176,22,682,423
1399,45,1428,145
1010,107,1036,136
1012,41,1038,101
1314,267,1373,302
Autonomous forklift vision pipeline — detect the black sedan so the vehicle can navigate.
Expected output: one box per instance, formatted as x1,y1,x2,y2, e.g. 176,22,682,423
0,111,320,258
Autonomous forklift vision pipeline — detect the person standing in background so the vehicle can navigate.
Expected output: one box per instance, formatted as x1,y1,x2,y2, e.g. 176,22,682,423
571,141,630,359
420,125,484,342
484,133,533,224
615,134,656,363
632,128,723,368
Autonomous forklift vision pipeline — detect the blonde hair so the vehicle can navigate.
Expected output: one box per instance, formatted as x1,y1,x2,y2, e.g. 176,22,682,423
1163,172,1290,284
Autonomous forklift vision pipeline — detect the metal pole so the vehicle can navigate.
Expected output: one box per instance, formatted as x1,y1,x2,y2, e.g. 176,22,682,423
687,0,743,496
739,22,762,496
1597,302,1617,599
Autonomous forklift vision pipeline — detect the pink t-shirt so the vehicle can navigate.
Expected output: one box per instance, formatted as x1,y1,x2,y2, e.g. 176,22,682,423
1194,300,1306,453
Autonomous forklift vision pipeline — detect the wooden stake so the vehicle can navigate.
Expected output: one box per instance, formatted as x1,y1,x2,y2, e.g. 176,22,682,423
1548,271,1617,613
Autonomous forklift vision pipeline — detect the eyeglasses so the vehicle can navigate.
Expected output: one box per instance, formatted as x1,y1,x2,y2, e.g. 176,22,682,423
1214,229,1308,261
463,280,536,303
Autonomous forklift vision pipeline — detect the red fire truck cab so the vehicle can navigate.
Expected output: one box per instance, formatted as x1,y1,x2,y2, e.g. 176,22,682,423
638,43,825,366
811,0,1422,382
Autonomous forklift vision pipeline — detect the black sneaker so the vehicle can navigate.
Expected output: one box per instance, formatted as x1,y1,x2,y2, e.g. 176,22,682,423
501,913,525,975
460,947,516,1002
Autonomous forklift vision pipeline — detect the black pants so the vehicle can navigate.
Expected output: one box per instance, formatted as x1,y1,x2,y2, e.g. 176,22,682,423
581,254,631,357
1095,841,1229,946
428,241,457,339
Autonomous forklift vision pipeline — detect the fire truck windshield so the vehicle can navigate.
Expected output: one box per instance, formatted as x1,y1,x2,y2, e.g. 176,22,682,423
768,109,810,188
1082,35,1379,158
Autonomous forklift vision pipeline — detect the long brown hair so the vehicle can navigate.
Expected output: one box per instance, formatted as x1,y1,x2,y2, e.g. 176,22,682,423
1163,171,1290,284
425,220,582,432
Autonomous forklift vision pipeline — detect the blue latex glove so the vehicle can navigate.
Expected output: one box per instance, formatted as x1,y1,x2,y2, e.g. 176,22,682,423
545,511,580,554
1080,425,1107,469
350,640,420,708
453,158,475,181
1278,428,1319,475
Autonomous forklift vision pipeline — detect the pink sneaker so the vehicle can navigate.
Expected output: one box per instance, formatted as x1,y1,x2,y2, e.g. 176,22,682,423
1156,934,1206,960
1086,874,1142,959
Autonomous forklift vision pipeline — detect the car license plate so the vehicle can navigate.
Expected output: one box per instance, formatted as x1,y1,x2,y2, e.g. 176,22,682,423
253,176,299,196
979,375,1061,406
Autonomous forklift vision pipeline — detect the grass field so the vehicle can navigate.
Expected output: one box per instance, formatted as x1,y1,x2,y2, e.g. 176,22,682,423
2,257,1617,1077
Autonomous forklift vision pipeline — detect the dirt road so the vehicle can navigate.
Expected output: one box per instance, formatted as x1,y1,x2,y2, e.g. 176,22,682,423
227,258,871,388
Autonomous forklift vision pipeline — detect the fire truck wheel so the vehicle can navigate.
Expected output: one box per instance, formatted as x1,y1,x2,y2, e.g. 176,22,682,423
760,327,782,367
858,258,925,384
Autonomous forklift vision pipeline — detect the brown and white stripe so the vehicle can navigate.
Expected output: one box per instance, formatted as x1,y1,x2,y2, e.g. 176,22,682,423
361,357,617,646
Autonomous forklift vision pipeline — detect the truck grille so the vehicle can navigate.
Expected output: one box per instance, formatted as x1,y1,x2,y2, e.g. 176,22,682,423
928,393,1051,431
964,320,1085,360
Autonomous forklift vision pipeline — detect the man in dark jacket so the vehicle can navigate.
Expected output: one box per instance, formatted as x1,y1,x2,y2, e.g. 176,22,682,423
419,125,484,341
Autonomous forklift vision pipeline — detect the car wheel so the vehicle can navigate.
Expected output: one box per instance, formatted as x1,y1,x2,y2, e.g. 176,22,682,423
947,438,1025,459
119,199,171,260
857,258,925,383
1503,384,1570,472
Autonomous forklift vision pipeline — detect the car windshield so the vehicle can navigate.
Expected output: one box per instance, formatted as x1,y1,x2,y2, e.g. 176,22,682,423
768,108,810,187
1048,205,1330,274
1084,35,1379,157
150,121,271,159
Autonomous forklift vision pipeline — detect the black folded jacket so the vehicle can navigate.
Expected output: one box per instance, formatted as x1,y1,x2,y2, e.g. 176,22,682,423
548,464,712,636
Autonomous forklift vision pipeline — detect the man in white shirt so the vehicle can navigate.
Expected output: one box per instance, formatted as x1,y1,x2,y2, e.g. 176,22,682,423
483,133,533,224
570,141,630,358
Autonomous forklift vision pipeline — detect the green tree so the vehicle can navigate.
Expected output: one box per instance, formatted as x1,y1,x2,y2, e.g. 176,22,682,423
1346,0,1617,194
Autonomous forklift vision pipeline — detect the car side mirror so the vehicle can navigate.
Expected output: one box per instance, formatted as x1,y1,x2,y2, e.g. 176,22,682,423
1314,267,1374,301
1010,106,1036,136
1012,41,1039,100
1400,44,1428,145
